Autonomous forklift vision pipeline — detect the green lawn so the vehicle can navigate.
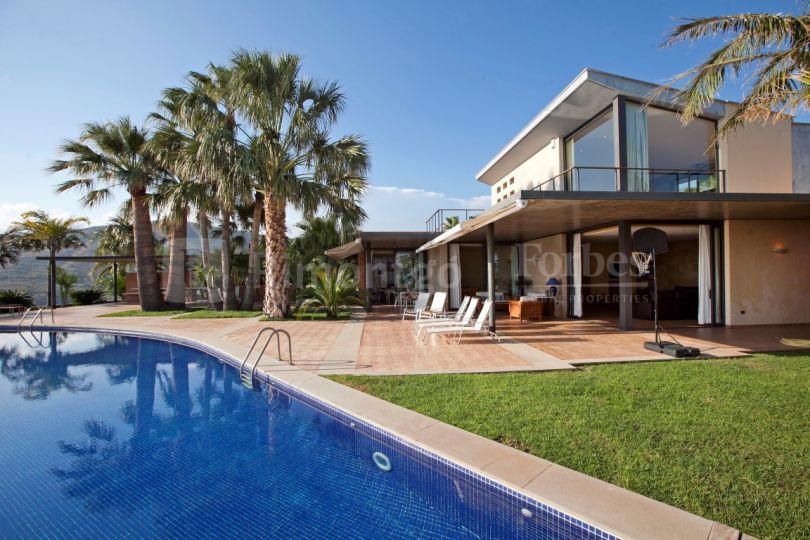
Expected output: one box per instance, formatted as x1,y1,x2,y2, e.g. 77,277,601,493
260,311,351,321
172,310,262,319
329,354,810,539
101,309,345,320
99,309,190,318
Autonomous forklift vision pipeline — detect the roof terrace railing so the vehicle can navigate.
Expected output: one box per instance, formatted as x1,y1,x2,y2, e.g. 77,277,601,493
532,167,726,194
426,208,484,233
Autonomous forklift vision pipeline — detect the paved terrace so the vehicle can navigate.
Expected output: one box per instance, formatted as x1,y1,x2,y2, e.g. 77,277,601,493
2,303,797,539
6,304,809,375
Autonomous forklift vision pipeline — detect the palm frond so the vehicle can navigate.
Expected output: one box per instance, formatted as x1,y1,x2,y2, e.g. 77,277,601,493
653,10,810,137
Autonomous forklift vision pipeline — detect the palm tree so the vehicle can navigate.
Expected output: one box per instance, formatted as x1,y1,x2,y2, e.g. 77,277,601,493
443,215,460,230
657,9,810,137
229,50,370,317
49,118,165,311
149,86,224,309
9,210,88,309
0,230,20,268
149,135,190,309
95,212,136,256
288,215,357,285
299,264,363,318
160,68,251,311
240,191,264,310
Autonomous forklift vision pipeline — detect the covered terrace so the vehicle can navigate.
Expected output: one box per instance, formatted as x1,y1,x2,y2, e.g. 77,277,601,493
417,191,810,331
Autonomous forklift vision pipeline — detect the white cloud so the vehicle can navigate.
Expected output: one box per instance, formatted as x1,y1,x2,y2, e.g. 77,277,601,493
281,184,489,237
0,202,111,231
361,184,489,231
0,202,38,231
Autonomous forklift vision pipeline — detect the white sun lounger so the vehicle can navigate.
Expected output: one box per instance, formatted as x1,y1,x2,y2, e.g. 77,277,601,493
421,300,497,344
414,296,475,338
416,291,447,321
402,292,431,321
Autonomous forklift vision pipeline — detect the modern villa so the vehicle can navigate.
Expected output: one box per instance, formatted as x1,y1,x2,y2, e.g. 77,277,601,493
328,69,810,332
3,64,809,539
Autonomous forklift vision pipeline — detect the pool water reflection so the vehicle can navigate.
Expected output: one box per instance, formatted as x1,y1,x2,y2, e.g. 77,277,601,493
0,331,611,539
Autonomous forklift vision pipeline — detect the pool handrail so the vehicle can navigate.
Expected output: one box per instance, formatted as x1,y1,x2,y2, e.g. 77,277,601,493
16,307,44,332
239,327,294,388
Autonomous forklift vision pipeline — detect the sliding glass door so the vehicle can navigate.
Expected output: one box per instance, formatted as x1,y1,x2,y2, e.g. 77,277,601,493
564,110,616,191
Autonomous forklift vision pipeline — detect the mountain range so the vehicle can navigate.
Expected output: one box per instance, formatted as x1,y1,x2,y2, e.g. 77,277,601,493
1,224,225,305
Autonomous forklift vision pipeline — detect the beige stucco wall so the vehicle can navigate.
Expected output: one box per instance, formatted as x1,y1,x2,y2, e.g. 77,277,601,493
490,138,562,204
718,105,793,193
523,233,567,318
724,219,810,326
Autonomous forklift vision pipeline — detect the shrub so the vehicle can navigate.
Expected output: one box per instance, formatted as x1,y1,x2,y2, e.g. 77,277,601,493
299,265,363,318
71,288,106,305
0,288,34,307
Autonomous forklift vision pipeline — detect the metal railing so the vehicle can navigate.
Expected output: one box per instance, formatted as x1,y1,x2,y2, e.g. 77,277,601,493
17,307,43,332
239,327,293,389
425,208,484,233
532,167,726,194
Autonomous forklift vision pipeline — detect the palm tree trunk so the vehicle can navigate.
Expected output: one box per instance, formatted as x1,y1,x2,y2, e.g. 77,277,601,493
220,210,238,311
263,196,288,317
164,212,187,309
170,345,191,420
197,209,222,310
131,188,163,311
134,340,156,443
243,191,263,310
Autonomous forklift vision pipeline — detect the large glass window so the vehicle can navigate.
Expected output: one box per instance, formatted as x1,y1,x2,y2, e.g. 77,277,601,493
394,252,418,289
564,110,615,191
494,245,520,298
646,107,718,192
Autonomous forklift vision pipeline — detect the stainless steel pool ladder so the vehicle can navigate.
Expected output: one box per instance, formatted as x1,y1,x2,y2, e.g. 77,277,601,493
239,327,293,388
17,307,44,332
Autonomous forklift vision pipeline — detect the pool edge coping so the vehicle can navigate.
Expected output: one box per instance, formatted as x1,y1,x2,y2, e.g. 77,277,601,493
1,325,743,540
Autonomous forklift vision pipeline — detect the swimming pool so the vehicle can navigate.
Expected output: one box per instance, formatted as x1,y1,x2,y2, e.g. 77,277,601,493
0,330,615,539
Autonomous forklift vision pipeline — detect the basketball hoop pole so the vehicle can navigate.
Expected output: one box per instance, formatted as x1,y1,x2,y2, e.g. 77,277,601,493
652,248,660,344
635,227,700,358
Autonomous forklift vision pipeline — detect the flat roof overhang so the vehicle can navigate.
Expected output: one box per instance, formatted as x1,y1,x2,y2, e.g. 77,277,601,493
417,192,810,247
476,69,728,185
326,231,439,259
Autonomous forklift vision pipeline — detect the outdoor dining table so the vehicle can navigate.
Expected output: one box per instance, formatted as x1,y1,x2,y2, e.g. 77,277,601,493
394,291,418,310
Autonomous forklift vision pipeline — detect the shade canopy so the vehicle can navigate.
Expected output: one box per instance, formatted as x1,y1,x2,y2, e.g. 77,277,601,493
326,231,438,259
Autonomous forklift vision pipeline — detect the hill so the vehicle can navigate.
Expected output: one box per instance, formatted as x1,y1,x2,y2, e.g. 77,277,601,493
0,223,226,305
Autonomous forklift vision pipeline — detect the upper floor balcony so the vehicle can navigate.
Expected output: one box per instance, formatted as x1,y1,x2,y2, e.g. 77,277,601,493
533,166,726,193
425,208,484,233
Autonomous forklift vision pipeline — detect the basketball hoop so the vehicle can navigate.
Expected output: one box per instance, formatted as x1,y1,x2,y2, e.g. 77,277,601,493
632,251,652,276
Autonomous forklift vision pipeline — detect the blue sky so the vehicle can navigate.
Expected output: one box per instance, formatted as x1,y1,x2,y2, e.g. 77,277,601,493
0,0,804,232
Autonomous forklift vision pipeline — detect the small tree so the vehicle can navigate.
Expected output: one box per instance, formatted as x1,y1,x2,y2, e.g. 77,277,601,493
9,210,88,309
55,267,79,307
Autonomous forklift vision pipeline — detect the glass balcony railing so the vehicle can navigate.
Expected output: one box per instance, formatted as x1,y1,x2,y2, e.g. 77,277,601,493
533,167,725,193
425,208,484,232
